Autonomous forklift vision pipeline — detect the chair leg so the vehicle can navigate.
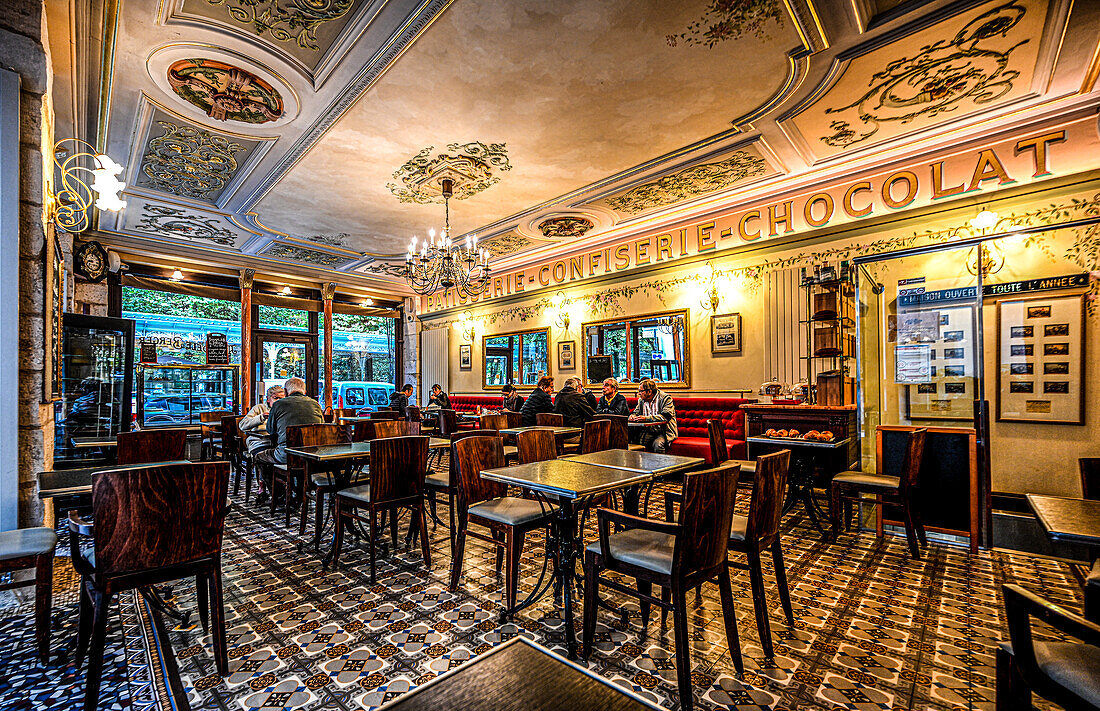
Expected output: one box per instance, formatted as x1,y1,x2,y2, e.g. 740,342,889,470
638,579,652,634
313,488,326,540
417,502,432,574
660,585,671,628
269,472,278,515
370,510,379,584
284,473,293,527
244,460,253,503
771,540,795,627
196,573,210,633
829,483,841,538
75,580,93,669
332,498,345,569
389,507,399,552
746,549,774,660
447,492,456,558
505,527,524,614
717,566,744,675
581,554,599,659
901,500,921,559
208,568,228,676
996,645,1031,711
232,459,241,496
912,494,928,548
298,482,311,536
83,590,113,711
670,583,694,711
449,519,467,591
34,552,53,665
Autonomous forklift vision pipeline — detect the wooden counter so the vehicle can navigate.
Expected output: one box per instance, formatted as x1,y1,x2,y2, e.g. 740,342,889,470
740,403,859,469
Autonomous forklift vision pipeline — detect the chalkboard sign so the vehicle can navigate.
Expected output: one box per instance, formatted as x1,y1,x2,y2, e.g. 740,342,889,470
139,340,158,364
205,333,229,365
587,355,612,384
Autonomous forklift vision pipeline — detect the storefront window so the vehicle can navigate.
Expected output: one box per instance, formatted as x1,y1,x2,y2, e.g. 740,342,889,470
258,304,309,331
483,328,549,388
583,310,688,387
318,313,397,408
122,287,241,365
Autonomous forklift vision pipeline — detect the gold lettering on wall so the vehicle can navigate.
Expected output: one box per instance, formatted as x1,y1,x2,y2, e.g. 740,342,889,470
696,222,716,252
656,233,674,261
738,210,762,241
930,161,965,199
767,201,793,236
635,237,652,265
843,181,873,217
882,171,918,209
967,149,1013,191
1014,130,1065,177
614,244,630,270
804,193,834,227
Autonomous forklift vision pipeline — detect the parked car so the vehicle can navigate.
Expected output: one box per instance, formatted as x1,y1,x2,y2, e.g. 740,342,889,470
321,381,395,411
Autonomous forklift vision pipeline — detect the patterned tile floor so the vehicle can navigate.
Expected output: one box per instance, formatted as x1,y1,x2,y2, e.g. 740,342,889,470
0,460,1086,711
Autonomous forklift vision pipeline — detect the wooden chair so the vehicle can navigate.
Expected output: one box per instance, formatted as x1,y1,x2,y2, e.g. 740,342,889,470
332,436,431,583
0,527,56,664
536,412,564,427
708,418,755,490
116,429,188,465
68,461,230,711
480,413,509,430
350,420,377,442
369,410,401,421
830,428,928,559
578,419,610,454
292,423,351,536
374,419,414,438
449,435,553,614
424,429,500,554
516,428,557,465
334,407,359,420
199,410,231,460
221,415,244,494
236,419,257,503
1081,457,1100,500
504,410,523,429
582,461,743,710
438,409,459,439
997,583,1100,711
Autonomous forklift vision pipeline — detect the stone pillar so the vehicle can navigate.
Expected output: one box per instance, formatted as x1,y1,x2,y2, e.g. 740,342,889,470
321,282,335,414
403,297,420,404
239,269,253,408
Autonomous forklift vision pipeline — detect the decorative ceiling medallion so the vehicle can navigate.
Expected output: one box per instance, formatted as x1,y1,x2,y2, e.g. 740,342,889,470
387,142,511,204
481,232,535,258
666,0,785,47
606,150,768,215
205,0,355,51
537,216,594,240
137,205,237,246
141,121,246,201
168,59,284,124
822,1,1029,149
261,244,351,266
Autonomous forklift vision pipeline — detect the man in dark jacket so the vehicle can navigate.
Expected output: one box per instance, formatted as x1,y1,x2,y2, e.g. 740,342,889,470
253,377,324,506
596,377,629,415
554,377,597,429
502,384,524,412
389,384,413,413
428,384,451,409
520,376,555,426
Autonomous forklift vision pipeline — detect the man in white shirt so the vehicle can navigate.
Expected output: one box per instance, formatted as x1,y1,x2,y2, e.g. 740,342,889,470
628,378,678,453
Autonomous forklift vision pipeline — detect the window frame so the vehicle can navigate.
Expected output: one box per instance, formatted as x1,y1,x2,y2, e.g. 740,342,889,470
582,308,691,389
481,326,551,390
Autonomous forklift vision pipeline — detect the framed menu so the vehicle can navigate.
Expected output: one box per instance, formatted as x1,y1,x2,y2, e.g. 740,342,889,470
997,294,1085,424
904,304,976,421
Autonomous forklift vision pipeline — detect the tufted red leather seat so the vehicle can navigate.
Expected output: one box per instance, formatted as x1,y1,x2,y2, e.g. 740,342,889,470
624,396,753,462
448,394,506,413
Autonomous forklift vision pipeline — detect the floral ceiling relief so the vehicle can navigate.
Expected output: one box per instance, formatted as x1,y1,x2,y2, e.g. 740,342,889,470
789,0,1044,159
135,205,238,246
302,233,350,247
604,150,768,215
358,261,408,278
537,217,594,240
480,232,535,258
666,0,785,47
140,121,247,201
204,0,355,51
261,244,352,267
168,59,283,124
387,142,511,204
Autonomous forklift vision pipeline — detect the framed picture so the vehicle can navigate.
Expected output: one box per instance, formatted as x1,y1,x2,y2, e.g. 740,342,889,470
43,227,64,402
905,303,976,421
997,294,1084,424
459,344,472,370
710,313,742,353
557,341,575,370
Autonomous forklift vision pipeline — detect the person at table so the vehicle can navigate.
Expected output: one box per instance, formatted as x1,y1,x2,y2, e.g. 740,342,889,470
629,378,678,453
554,377,597,429
389,383,414,413
520,376,555,426
596,377,629,415
578,381,599,411
254,377,324,504
428,383,451,409
239,384,285,505
501,384,524,412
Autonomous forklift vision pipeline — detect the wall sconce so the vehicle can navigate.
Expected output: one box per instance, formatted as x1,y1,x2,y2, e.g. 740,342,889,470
170,268,184,281
280,285,292,296
49,139,126,233
699,261,721,312
961,208,1008,277
362,298,374,307
551,290,571,330
458,310,477,341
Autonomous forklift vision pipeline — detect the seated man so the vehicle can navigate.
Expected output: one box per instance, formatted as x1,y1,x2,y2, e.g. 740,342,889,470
501,384,524,412
595,377,629,415
428,383,451,409
239,384,285,504
389,383,414,413
520,376,555,427
554,377,597,429
254,377,324,503
628,378,678,453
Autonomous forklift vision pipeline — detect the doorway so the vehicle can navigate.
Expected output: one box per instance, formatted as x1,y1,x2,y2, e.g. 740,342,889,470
252,331,319,406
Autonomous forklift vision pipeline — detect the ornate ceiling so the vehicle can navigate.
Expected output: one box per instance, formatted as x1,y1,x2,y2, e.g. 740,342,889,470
84,0,1098,296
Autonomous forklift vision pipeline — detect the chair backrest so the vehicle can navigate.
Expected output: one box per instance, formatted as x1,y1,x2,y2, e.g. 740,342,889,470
117,429,188,465
536,412,563,427
370,410,400,421
199,410,231,425
899,428,927,493
336,407,359,419
594,413,630,450
1081,457,1100,500
579,419,611,455
674,461,739,577
707,419,730,464
296,423,348,448
438,409,459,437
745,449,790,548
373,419,411,439
480,413,509,431
369,435,428,506
350,420,376,442
406,404,421,423
452,434,507,507
504,410,523,428
92,461,229,575
447,429,496,490
221,415,244,457
516,428,556,464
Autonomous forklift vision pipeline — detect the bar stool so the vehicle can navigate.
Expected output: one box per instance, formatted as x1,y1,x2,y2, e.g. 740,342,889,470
0,527,56,665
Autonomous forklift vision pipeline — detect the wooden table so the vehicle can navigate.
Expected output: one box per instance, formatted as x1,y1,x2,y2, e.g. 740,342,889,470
38,460,191,518
376,636,660,711
500,425,582,438
288,438,450,463
70,437,118,449
1027,494,1100,547
746,435,851,533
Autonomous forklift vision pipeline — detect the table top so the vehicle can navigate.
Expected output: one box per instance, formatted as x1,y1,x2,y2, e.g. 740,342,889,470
500,425,582,437
375,637,659,711
567,449,703,476
746,435,851,449
337,416,372,422
482,459,654,499
288,437,450,461
38,460,192,499
71,437,118,449
1026,494,1100,546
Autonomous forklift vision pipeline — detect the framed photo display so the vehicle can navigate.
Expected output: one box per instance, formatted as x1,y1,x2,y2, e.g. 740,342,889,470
459,344,472,370
557,341,575,370
903,304,976,421
710,313,742,353
997,294,1084,424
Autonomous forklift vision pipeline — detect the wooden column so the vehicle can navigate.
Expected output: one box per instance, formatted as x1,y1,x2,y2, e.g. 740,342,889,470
322,281,335,415
240,269,255,409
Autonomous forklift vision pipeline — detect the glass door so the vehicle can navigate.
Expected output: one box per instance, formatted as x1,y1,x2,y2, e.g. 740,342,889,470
253,331,318,406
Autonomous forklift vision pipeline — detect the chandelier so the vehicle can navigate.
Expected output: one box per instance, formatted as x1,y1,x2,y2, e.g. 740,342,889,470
404,177,490,297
